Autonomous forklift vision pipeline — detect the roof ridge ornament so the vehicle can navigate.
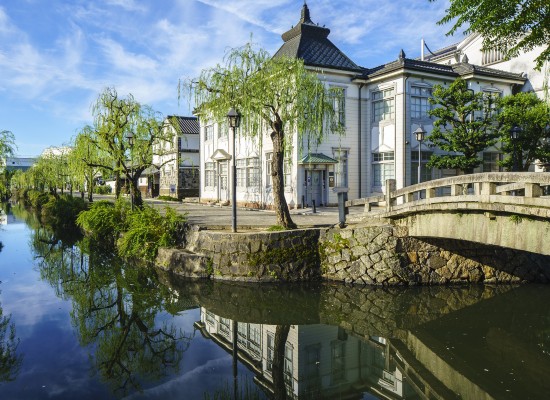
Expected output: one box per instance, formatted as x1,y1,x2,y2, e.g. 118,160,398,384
301,1,312,23
399,49,406,61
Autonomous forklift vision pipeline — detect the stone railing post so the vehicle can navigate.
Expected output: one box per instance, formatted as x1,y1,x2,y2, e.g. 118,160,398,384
334,187,349,227
450,184,462,196
425,187,436,199
481,182,496,195
525,183,542,198
385,179,396,212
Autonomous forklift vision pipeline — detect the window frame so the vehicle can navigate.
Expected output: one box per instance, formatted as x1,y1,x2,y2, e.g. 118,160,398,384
204,125,214,141
372,151,395,187
411,85,432,120
372,88,395,123
204,162,217,188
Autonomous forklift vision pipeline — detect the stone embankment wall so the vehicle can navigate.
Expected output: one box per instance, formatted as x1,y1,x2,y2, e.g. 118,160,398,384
156,226,321,282
156,223,550,284
321,224,550,285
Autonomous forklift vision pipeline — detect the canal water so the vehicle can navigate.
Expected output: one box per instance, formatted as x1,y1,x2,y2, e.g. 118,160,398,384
1,204,550,399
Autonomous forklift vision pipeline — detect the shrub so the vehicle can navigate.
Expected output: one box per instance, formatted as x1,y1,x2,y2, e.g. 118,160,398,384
76,199,130,244
27,190,52,210
117,206,187,261
157,195,180,202
94,185,112,195
41,194,87,230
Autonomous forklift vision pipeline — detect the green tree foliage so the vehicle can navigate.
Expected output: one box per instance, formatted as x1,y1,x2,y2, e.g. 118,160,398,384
0,130,17,200
431,0,550,70
69,126,111,202
0,130,16,161
31,149,72,195
496,92,550,171
90,87,175,207
184,42,343,229
427,79,498,173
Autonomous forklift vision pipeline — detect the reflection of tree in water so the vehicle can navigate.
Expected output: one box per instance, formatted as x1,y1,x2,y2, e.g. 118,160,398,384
32,229,192,396
0,205,22,382
0,289,22,383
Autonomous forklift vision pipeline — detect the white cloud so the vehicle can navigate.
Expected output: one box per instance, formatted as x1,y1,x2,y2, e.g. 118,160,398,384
104,0,148,12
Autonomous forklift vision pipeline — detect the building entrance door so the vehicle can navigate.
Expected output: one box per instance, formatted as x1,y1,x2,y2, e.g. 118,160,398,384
305,169,324,207
218,161,228,202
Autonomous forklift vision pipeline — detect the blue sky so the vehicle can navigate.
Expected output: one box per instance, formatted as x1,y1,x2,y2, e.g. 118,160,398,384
0,0,459,157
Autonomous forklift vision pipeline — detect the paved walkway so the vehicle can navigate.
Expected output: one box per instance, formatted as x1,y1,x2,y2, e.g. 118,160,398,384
140,197,365,229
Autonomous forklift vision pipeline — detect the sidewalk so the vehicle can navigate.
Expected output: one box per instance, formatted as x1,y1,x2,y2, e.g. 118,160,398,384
140,197,365,229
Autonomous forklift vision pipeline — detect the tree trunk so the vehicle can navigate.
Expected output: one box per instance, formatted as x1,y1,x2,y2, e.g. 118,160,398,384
271,126,296,229
115,171,121,199
271,324,290,400
132,175,143,208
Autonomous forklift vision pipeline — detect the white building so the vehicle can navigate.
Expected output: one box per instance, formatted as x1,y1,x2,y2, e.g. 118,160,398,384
1,156,36,172
198,3,544,208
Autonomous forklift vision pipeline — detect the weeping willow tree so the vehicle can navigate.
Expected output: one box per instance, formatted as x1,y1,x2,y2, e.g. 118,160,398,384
183,42,344,229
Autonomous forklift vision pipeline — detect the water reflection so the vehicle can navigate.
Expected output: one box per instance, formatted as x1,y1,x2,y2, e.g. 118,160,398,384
30,223,192,396
160,277,550,400
0,287,22,383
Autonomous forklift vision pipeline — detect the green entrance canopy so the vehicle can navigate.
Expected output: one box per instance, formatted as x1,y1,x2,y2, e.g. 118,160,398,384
299,153,338,164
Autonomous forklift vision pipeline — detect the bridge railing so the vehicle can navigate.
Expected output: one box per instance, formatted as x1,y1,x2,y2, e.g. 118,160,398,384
345,172,550,216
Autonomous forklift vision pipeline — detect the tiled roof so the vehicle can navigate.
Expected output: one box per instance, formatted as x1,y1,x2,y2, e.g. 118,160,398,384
357,51,525,82
299,153,338,164
167,115,199,134
273,4,362,73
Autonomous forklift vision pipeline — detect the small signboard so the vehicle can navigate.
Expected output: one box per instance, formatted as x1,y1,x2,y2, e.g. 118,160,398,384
328,172,335,187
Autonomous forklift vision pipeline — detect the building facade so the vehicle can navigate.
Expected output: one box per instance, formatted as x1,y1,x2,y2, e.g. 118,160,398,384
154,116,200,199
198,3,544,208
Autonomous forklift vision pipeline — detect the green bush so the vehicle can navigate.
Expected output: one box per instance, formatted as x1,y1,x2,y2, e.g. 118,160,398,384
41,194,87,230
157,195,180,202
76,199,131,244
117,206,187,261
26,190,53,210
94,185,112,195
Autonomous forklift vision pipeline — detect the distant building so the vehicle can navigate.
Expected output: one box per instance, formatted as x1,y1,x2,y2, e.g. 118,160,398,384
1,156,36,172
153,116,200,199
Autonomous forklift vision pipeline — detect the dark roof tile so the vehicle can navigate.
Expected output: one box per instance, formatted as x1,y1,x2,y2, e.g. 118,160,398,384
167,115,199,134
273,3,362,73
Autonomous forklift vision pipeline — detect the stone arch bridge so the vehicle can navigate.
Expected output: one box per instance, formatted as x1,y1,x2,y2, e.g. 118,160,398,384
346,172,550,256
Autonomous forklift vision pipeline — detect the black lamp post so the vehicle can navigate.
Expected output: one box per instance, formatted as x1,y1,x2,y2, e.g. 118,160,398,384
414,125,426,186
510,125,521,172
125,131,134,210
227,108,241,233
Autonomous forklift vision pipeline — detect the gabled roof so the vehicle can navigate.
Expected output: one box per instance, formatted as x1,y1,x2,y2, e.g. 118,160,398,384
273,3,362,73
167,115,199,134
355,50,525,83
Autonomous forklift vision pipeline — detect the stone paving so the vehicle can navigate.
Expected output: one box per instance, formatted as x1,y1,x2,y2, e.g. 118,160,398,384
140,197,365,229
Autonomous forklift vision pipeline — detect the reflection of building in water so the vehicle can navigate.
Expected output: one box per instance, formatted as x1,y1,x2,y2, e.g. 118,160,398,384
195,307,424,399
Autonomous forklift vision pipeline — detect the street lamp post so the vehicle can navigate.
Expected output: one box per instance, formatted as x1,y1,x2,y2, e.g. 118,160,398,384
125,131,134,210
414,125,426,199
227,108,241,233
510,125,522,172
